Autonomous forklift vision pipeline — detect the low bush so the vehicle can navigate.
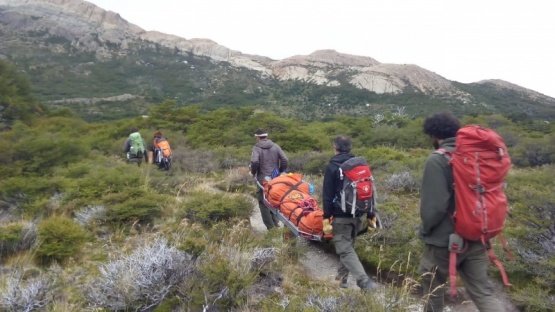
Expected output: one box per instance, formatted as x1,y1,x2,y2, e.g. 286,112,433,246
360,147,412,171
180,191,253,225
176,149,220,173
36,216,88,264
503,165,555,309
0,266,61,312
103,189,165,226
383,170,421,193
86,237,194,311
287,151,332,175
61,162,143,203
214,167,253,193
356,197,422,277
0,221,37,259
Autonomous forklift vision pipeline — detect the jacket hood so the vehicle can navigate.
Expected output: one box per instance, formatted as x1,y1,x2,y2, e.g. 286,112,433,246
330,152,355,165
439,137,456,150
255,139,276,149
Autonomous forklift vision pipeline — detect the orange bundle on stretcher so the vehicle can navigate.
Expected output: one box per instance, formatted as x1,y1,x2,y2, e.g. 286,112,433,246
263,173,325,236
264,173,311,207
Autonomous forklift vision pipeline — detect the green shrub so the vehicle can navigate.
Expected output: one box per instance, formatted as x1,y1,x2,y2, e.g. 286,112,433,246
0,223,35,258
359,147,412,171
356,197,422,277
302,156,327,175
0,176,61,203
36,216,88,264
180,191,253,225
60,161,144,210
103,189,165,225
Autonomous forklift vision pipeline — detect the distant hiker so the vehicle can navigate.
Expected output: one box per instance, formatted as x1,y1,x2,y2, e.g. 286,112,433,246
322,135,379,291
123,127,147,166
250,128,288,230
151,130,172,171
419,112,504,311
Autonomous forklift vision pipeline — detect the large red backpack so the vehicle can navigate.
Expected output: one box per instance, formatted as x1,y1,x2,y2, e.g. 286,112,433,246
437,125,513,297
337,157,375,216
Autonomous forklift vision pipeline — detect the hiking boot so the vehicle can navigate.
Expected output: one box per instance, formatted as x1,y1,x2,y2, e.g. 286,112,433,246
361,279,379,291
335,274,348,288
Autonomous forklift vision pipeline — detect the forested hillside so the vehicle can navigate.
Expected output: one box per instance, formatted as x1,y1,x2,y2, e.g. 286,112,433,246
1,60,554,311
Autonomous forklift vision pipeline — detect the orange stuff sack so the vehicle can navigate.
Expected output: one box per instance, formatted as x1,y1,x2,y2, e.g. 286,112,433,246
279,190,319,226
264,173,311,207
287,207,304,226
279,190,319,217
298,209,325,235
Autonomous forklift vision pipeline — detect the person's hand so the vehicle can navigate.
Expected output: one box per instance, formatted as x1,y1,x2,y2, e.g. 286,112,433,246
368,216,378,231
323,218,333,235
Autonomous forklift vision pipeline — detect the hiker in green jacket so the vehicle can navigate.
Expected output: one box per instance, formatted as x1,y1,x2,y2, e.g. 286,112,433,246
123,127,147,166
419,112,503,311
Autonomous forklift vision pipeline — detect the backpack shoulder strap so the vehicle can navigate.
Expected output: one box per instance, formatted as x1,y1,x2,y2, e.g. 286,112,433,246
434,148,452,161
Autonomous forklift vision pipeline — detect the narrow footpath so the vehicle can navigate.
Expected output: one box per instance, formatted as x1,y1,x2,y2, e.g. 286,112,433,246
247,194,518,312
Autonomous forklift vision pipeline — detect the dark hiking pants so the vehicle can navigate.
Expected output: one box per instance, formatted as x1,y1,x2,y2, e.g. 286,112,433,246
419,242,504,312
257,189,279,230
332,217,371,288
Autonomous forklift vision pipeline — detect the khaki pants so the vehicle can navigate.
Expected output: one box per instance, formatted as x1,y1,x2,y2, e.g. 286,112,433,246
332,217,370,288
419,242,504,312
257,189,279,230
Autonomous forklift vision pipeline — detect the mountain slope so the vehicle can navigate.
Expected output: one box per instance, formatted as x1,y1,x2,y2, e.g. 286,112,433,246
1,0,554,120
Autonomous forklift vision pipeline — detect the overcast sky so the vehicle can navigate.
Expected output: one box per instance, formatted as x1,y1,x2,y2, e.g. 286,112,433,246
86,0,555,98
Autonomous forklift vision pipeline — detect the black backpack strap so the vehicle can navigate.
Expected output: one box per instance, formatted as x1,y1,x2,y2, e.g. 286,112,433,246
279,180,305,203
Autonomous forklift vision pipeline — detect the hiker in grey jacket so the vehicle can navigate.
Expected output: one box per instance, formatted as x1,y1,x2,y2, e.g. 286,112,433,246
250,128,288,230
419,112,503,312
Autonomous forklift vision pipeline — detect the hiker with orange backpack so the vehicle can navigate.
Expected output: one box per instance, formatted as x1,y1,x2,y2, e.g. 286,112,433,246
322,135,379,290
151,130,172,170
419,112,505,311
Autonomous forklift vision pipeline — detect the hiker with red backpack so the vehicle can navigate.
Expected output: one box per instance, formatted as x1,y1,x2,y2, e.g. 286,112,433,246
419,112,507,311
322,135,379,291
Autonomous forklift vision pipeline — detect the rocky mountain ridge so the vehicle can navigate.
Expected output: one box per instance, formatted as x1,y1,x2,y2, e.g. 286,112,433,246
1,0,554,120
0,0,498,95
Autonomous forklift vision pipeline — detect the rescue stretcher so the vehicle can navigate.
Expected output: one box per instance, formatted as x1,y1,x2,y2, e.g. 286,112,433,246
256,174,383,242
256,179,327,242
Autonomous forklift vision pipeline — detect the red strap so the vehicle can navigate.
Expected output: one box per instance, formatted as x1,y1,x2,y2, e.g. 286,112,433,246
487,248,512,287
499,234,515,260
449,244,459,297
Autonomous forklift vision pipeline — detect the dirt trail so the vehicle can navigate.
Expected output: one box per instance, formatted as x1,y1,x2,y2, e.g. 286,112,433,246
248,195,518,311
248,199,359,288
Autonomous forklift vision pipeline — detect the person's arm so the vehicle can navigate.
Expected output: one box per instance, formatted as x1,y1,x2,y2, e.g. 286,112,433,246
123,138,130,152
143,139,148,160
277,146,288,172
322,163,335,219
250,147,260,176
420,155,451,235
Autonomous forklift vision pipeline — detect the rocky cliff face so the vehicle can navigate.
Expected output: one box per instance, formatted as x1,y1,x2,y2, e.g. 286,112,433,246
0,0,469,97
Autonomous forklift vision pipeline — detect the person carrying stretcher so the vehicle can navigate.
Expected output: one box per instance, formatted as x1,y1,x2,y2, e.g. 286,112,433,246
250,128,289,230
322,135,379,290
